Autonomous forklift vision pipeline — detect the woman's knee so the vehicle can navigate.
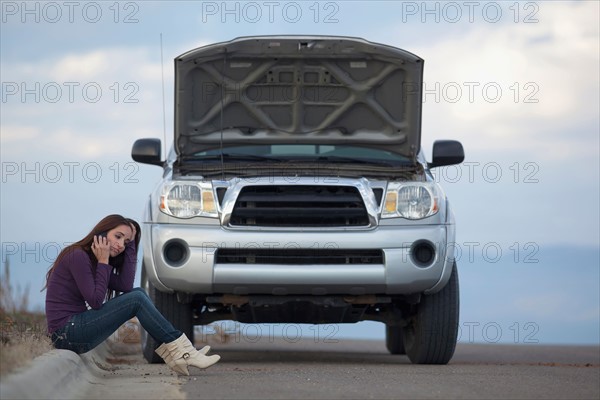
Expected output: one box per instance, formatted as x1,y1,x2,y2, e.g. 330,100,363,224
114,287,148,306
131,287,147,295
125,287,151,304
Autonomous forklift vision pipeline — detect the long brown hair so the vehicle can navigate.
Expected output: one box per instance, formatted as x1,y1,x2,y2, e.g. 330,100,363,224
43,214,141,297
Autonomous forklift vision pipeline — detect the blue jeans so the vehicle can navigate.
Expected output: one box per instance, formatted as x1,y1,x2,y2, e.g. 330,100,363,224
51,288,181,354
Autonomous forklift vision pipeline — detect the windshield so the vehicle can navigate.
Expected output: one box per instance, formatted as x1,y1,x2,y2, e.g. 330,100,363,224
191,145,411,164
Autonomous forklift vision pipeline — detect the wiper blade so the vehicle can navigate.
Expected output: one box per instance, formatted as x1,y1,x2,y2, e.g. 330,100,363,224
184,153,286,162
314,155,403,166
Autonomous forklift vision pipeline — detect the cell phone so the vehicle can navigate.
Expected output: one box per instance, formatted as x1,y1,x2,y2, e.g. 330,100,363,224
99,231,108,238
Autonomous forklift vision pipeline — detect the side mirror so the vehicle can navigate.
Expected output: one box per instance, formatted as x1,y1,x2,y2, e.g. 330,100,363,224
428,140,465,168
131,138,163,166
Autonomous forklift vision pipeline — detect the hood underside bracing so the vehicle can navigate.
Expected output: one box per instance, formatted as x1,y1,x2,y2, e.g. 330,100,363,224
174,36,425,163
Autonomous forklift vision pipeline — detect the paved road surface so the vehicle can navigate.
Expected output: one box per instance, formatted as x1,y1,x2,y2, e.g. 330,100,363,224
76,337,599,400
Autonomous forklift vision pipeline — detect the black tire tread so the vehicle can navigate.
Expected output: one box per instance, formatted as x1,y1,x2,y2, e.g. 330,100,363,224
404,263,460,364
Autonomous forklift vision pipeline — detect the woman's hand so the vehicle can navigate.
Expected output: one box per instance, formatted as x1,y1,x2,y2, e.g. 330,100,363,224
129,224,137,244
92,235,110,264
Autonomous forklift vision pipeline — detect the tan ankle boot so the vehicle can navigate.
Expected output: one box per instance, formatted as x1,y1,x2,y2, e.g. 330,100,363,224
155,341,189,375
156,334,220,375
198,345,210,355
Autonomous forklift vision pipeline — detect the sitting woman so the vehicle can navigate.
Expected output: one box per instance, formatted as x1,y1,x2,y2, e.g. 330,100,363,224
44,214,219,375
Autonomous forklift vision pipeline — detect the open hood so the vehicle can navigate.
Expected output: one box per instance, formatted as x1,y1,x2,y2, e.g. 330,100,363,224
174,36,424,161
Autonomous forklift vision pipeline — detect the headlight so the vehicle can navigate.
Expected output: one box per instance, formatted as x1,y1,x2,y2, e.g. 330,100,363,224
160,181,217,218
382,182,441,220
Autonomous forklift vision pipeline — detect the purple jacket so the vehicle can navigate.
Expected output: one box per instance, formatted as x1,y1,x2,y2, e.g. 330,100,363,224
45,242,137,334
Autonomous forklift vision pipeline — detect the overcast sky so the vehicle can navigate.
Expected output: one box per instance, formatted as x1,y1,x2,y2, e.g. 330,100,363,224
1,1,599,344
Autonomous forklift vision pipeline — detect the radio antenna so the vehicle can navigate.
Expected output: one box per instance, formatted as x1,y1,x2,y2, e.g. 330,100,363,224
160,33,167,159
219,50,227,180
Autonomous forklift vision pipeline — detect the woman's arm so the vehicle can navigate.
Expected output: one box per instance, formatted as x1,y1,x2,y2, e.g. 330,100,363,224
67,249,112,309
108,241,137,292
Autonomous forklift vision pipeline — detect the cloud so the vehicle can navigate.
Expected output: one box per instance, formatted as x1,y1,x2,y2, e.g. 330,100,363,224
1,47,166,160
51,51,118,81
390,2,599,160
0,125,40,142
0,39,217,161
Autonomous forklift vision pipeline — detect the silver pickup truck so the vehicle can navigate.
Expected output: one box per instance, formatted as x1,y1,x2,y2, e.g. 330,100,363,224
132,36,465,364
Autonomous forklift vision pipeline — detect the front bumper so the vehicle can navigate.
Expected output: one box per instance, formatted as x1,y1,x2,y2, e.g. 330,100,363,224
142,222,456,296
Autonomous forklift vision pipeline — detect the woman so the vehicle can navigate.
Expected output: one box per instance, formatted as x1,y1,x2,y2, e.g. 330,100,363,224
44,214,219,375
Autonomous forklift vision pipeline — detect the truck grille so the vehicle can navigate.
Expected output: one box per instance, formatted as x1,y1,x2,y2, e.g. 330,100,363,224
229,185,369,227
216,248,383,264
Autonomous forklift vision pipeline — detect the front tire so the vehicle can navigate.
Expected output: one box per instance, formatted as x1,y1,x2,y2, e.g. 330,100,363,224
402,262,460,364
140,265,194,364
